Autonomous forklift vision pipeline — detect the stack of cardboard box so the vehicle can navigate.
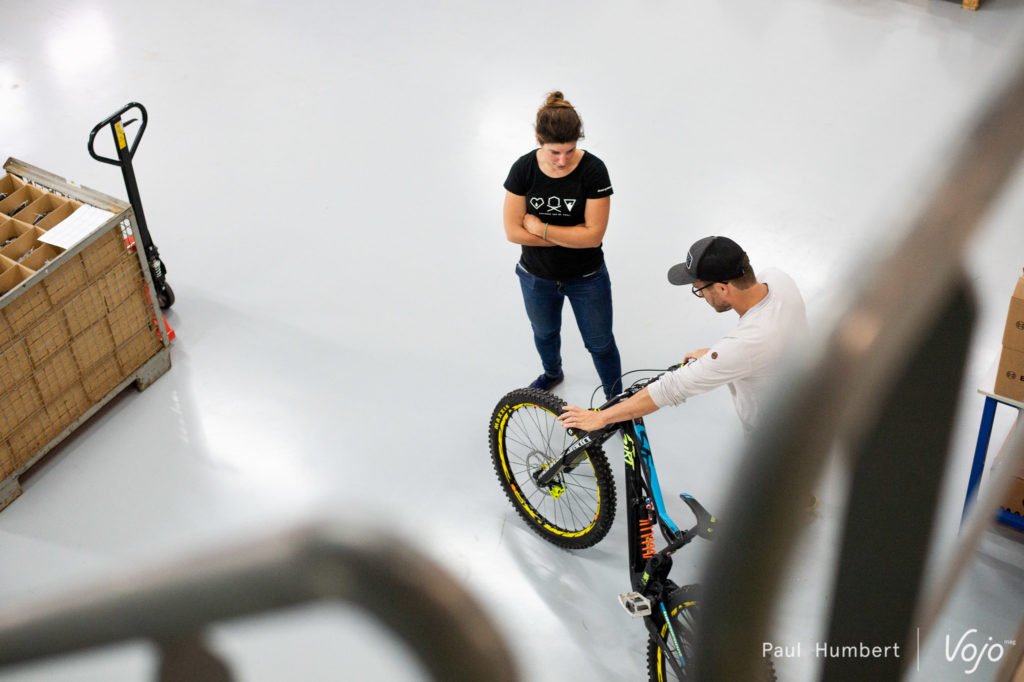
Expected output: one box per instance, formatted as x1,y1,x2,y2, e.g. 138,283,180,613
995,270,1024,401
995,269,1024,519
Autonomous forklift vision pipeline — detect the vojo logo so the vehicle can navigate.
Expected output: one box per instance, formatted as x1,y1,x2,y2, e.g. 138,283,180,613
1007,370,1019,381
1016,320,1024,331
944,629,1015,675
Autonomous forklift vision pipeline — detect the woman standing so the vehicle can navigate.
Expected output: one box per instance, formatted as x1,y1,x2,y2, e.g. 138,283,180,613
503,91,622,398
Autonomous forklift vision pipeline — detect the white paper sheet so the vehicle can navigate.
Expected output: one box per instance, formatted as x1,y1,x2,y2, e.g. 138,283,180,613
38,205,117,250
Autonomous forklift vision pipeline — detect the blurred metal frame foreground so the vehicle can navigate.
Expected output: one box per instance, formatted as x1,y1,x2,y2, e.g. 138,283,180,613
0,523,519,681
694,49,1024,682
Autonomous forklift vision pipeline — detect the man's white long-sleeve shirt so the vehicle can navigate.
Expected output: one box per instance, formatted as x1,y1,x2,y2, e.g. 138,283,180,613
646,268,808,432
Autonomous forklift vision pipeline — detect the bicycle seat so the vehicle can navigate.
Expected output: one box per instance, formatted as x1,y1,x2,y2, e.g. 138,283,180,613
680,494,716,539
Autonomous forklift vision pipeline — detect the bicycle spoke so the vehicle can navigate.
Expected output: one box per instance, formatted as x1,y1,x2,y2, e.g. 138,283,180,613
491,389,615,548
543,408,563,456
564,484,596,526
503,431,541,455
508,411,543,454
524,406,551,452
563,475,600,502
560,491,585,530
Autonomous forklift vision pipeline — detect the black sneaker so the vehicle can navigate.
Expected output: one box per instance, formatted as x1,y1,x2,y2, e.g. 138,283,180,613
529,371,564,391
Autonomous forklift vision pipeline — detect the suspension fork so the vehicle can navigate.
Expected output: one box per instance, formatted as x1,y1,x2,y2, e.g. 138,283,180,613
532,424,616,487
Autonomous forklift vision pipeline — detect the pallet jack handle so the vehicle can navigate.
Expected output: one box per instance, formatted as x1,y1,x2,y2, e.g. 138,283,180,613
88,101,148,165
88,102,174,309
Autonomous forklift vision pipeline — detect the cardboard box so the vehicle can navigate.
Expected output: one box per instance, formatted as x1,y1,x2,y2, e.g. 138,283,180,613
63,284,108,336
101,259,142,311
117,328,161,375
70,319,115,373
20,243,62,272
8,411,52,465
1003,271,1024,352
17,194,67,230
81,359,122,402
80,228,126,280
45,382,88,435
0,339,31,386
0,379,42,437
2,275,51,334
0,440,14,480
0,173,25,200
24,311,70,366
0,218,28,252
0,264,34,305
43,255,89,307
34,200,81,231
33,347,77,404
0,227,43,263
996,346,1024,402
108,294,151,347
1001,476,1024,518
0,185,44,221
0,309,11,347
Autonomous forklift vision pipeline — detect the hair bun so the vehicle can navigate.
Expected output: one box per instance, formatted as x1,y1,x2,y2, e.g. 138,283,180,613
535,91,583,143
545,91,570,108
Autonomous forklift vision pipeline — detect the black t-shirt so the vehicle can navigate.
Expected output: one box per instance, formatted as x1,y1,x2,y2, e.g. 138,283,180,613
504,149,613,280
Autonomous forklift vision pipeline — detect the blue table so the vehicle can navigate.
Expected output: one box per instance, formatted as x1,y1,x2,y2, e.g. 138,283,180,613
962,389,1024,531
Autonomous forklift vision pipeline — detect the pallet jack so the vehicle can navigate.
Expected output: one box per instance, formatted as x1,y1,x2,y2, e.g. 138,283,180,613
88,102,174,310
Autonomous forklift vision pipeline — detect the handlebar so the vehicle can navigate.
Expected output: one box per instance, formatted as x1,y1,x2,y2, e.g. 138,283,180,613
597,360,695,409
88,102,148,166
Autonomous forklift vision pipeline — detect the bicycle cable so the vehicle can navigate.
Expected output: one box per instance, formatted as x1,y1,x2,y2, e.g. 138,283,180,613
588,368,673,409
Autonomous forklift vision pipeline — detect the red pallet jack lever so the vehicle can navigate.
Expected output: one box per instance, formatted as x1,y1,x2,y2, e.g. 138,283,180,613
124,233,175,342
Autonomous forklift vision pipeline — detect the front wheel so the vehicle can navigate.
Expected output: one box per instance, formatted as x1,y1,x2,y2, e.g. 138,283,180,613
489,388,616,549
647,585,777,681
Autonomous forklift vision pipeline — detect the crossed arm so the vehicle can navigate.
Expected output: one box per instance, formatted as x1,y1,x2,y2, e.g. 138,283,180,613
502,191,610,249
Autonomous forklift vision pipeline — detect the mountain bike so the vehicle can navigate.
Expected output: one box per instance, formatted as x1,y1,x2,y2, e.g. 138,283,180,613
489,367,777,680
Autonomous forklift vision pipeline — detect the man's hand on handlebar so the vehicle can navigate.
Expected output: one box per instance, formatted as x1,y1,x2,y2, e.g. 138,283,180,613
558,404,612,432
558,362,697,432
683,348,709,363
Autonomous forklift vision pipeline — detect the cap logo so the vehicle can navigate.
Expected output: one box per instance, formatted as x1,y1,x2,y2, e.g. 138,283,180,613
685,251,694,269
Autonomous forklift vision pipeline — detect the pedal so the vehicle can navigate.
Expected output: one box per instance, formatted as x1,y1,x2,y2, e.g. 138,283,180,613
618,592,652,618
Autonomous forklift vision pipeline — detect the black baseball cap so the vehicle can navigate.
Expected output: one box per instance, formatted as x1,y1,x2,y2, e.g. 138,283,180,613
667,236,747,285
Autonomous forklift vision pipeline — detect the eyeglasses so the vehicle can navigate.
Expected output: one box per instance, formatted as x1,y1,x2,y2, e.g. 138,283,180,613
691,282,717,298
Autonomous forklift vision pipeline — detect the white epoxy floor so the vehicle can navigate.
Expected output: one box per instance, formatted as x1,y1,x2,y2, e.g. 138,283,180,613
2,1,1024,680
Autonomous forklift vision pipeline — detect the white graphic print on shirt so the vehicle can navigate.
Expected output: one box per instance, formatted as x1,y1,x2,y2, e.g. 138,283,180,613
531,196,576,217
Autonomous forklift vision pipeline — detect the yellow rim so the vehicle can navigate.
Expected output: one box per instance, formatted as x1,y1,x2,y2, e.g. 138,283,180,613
497,401,601,538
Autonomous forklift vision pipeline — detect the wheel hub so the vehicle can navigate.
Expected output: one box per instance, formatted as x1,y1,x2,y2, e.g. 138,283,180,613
526,451,565,498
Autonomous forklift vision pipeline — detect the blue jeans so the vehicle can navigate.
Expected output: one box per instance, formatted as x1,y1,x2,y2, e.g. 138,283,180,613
516,262,623,398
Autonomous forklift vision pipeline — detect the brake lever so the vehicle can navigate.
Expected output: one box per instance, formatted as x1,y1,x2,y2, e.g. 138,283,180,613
667,357,698,372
